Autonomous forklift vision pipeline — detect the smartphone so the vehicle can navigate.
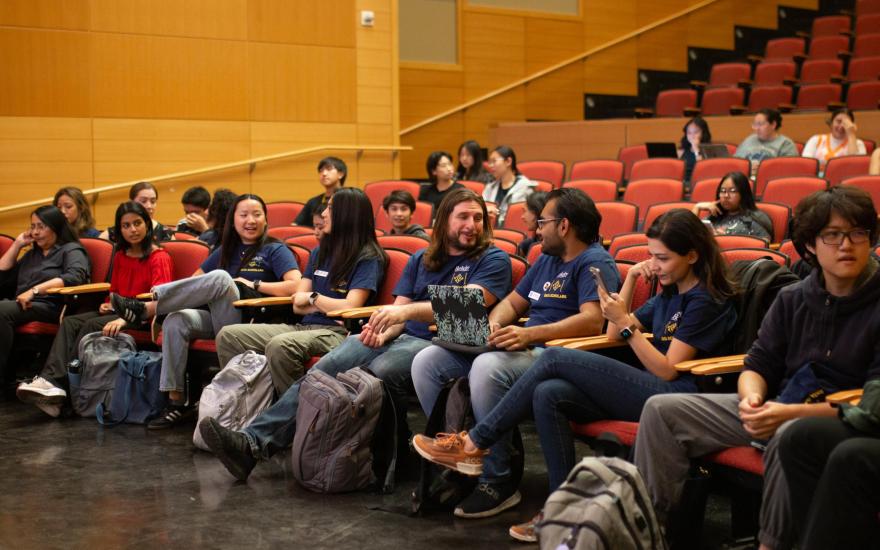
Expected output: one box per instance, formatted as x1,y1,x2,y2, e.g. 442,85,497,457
590,266,609,294
701,219,713,228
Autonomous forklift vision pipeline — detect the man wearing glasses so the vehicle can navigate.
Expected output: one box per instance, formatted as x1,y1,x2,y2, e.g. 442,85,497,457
634,186,880,549
410,187,619,519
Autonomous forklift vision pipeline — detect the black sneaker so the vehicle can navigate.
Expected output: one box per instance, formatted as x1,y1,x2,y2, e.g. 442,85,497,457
111,293,147,324
198,417,257,481
454,481,522,518
147,403,195,430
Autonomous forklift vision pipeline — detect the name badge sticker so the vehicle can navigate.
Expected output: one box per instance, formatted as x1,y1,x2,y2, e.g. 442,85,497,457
314,270,329,277
528,290,541,301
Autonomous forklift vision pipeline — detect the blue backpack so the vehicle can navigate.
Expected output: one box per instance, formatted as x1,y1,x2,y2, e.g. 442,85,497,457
97,351,168,426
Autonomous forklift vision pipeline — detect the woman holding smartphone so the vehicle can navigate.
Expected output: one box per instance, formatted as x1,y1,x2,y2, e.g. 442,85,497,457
692,171,772,239
413,209,739,542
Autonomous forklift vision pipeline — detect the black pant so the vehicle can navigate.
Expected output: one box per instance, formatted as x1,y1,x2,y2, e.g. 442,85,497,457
41,311,121,382
0,299,59,380
777,416,880,550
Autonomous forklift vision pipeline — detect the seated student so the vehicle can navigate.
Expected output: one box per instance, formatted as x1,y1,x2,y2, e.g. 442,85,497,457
100,182,175,243
516,191,548,257
735,109,798,178
410,188,619,519
197,188,511,481
483,145,536,227
54,187,99,238
678,116,712,184
691,171,773,239
419,151,463,216
196,188,236,250
293,157,346,227
778,386,880,550
175,186,211,237
0,207,88,394
216,188,386,395
17,201,173,417
110,194,301,429
802,109,866,173
414,208,738,542
312,204,327,240
633,186,880,550
456,140,492,184
383,190,428,238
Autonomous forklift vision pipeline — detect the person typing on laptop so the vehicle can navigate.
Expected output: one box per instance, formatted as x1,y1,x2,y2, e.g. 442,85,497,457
198,188,511,481
410,188,619,520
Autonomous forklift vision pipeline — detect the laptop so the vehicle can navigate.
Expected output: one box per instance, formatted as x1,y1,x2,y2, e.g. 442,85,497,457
700,143,732,158
645,142,678,158
428,285,493,354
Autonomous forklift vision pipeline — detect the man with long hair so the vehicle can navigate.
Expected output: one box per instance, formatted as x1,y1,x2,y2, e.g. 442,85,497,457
198,188,512,482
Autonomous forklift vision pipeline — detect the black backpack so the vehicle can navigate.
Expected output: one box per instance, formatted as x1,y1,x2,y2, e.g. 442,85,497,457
410,378,524,515
729,258,801,354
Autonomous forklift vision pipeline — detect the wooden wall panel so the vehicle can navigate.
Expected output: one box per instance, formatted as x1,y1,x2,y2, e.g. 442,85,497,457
0,0,90,30
248,0,356,47
90,0,248,40
90,33,249,120
0,29,91,117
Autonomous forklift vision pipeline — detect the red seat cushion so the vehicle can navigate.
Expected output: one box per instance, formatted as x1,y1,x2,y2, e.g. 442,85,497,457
189,339,217,353
122,329,154,347
15,321,59,336
305,356,320,371
571,420,639,447
705,446,765,476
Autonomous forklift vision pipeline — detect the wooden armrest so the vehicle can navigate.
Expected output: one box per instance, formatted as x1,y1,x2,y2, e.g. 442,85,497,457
826,101,846,111
340,306,382,319
729,105,748,115
136,292,153,300
690,80,707,90
691,361,746,376
633,108,654,118
233,296,291,308
547,333,653,351
746,54,763,64
52,282,112,296
676,354,746,372
602,239,611,247
827,389,862,406
770,242,781,250
41,286,69,295
778,103,795,113
683,107,702,117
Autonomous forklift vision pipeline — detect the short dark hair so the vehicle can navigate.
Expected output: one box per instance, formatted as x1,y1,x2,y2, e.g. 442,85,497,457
757,108,783,130
546,188,601,244
317,156,347,185
426,151,453,184
181,186,211,209
32,205,80,246
829,108,856,124
382,190,416,212
792,186,878,268
129,181,158,200
525,191,548,217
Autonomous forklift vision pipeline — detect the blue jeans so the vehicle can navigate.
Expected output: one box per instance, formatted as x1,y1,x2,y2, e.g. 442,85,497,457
411,345,543,484
243,333,430,459
468,346,698,492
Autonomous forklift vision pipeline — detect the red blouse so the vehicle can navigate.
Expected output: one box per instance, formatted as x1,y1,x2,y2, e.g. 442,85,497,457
109,248,173,298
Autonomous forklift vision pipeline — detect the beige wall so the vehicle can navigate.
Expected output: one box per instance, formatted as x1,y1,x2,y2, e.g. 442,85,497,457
399,0,820,178
0,0,400,235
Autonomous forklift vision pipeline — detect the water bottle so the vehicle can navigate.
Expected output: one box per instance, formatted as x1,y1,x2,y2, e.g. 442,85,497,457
67,358,82,390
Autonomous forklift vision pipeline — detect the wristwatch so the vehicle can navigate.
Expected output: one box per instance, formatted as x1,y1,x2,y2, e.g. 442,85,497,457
31,287,40,296
308,291,319,306
253,280,261,292
619,315,638,340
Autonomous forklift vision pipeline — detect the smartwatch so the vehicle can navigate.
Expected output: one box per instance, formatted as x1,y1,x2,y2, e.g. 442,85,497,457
32,287,40,297
619,315,637,340
253,280,261,292
308,291,319,306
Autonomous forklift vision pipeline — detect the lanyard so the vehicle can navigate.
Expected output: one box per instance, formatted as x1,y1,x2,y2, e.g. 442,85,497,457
820,133,848,163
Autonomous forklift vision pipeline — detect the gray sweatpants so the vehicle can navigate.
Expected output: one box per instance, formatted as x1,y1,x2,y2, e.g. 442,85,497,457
634,393,795,549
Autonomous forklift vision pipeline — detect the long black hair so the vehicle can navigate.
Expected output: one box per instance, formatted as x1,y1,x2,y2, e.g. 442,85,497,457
219,194,273,274
32,205,80,246
114,201,155,261
710,171,758,223
207,188,237,241
456,140,489,181
679,116,712,151
317,188,387,287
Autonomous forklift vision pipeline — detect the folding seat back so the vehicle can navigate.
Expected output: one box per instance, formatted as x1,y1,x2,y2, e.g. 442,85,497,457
755,157,819,196
855,14,880,36
629,158,685,182
747,85,794,112
866,140,876,155
721,248,790,267
857,0,880,15
621,179,685,223
824,155,872,185
841,175,880,210
161,240,212,281
491,238,518,255
518,161,565,188
80,238,115,283
846,80,880,110
689,178,723,203
562,179,618,202
806,36,850,60
493,228,526,244
690,158,751,184
287,234,319,251
569,160,624,184
810,15,851,37
654,89,698,117
618,145,648,181
267,225,314,241
616,261,659,312
777,240,801,264
608,232,648,257
762,176,829,210
847,55,880,82
756,202,792,243
375,200,432,233
532,180,554,193
0,234,14,257
714,235,769,250
700,87,745,116
708,63,751,88
458,180,485,194
596,201,639,241
753,61,796,86
501,203,531,233
266,202,305,228
798,58,844,83
287,244,312,276
853,33,880,57
614,244,651,263
376,249,412,306
796,83,842,110
527,243,542,266
510,255,529,288
377,234,429,255
643,202,697,231
764,38,806,61
363,181,422,216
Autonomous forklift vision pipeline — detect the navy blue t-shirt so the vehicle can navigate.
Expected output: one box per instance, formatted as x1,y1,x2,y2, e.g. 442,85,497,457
516,243,620,332
302,246,384,326
394,246,512,339
200,241,298,282
634,284,737,358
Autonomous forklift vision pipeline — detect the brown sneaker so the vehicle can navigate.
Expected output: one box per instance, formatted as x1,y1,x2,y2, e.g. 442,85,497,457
411,432,487,476
509,511,542,543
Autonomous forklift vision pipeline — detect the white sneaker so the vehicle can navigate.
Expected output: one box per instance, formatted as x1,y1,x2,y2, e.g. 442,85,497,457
17,376,66,406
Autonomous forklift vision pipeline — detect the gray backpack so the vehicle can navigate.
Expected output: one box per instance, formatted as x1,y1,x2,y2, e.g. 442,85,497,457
69,331,137,417
193,351,273,451
291,367,385,493
538,457,667,550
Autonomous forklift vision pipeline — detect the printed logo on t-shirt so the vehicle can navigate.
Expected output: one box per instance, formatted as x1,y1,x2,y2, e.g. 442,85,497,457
541,272,570,300
662,311,682,342
239,255,267,275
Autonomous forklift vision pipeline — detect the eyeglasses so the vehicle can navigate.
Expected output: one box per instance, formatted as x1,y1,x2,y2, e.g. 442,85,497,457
718,188,739,195
536,217,562,229
819,229,871,246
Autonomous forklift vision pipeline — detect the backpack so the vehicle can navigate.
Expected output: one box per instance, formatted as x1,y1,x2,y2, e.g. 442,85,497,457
193,351,273,451
411,378,524,515
537,457,667,550
291,367,397,494
729,259,800,354
97,351,168,426
69,331,137,417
